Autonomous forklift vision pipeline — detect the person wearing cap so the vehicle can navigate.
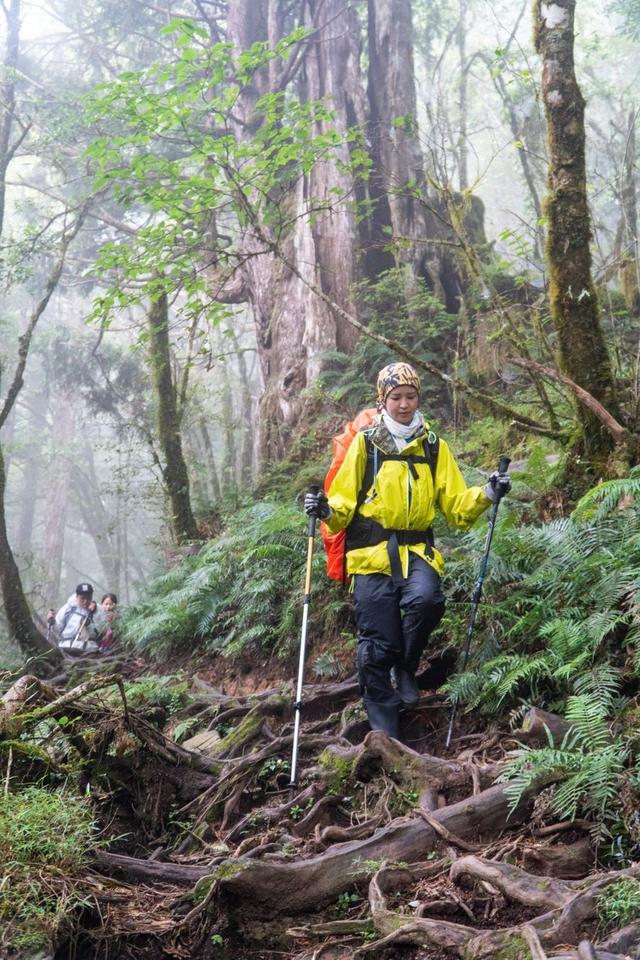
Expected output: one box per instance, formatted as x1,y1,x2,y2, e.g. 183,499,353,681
304,360,511,739
54,583,107,656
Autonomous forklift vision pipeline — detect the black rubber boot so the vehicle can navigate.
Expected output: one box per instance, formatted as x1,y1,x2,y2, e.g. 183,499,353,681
394,667,419,707
363,698,400,739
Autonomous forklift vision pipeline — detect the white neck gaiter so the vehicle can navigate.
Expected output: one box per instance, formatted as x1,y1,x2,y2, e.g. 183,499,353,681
381,410,424,450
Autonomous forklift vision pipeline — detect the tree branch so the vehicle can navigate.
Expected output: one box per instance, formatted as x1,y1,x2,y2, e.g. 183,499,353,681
508,356,628,443
0,201,90,429
279,251,562,438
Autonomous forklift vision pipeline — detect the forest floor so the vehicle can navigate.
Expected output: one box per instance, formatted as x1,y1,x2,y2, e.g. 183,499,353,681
3,647,639,960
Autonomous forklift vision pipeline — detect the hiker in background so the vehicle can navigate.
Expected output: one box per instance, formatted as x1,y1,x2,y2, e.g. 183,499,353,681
54,582,107,656
304,361,511,739
98,593,119,653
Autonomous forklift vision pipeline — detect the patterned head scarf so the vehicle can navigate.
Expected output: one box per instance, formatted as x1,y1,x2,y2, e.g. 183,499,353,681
376,362,421,407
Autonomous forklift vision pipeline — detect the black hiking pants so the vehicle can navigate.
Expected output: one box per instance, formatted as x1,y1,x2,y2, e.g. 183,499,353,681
353,553,445,735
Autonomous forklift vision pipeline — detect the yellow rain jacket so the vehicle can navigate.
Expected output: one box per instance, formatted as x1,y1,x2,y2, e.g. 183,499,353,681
324,419,491,578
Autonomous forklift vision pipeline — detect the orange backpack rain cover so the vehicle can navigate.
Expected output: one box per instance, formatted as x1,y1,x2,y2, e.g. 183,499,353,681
321,408,377,583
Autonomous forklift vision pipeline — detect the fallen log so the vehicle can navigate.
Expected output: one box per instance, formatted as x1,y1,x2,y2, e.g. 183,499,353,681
518,707,574,746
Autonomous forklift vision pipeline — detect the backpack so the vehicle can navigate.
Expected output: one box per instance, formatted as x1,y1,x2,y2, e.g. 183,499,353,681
321,410,439,584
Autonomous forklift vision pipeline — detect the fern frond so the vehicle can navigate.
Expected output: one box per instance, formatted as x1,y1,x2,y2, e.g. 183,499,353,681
573,468,640,522
564,695,611,752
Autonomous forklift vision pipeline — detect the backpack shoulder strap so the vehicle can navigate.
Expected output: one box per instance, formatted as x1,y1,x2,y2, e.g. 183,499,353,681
423,431,439,486
355,429,376,511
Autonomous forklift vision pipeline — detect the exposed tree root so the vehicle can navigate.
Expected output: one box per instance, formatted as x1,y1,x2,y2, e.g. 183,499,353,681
4,663,640,960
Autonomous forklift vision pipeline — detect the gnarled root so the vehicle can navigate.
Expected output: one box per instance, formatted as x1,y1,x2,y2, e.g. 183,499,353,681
213,780,538,915
449,855,575,910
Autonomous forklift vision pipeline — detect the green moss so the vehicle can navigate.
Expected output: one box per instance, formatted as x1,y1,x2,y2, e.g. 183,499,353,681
319,749,356,792
215,707,264,755
463,934,528,959
0,739,51,762
213,860,245,881
194,875,217,901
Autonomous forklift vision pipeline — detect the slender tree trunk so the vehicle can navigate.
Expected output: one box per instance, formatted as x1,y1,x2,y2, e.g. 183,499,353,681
457,0,469,192
15,459,38,558
147,293,199,542
15,386,48,557
39,390,75,607
620,109,640,315
227,329,255,485
197,417,221,502
0,445,56,661
534,0,621,464
216,358,237,494
487,63,545,260
71,449,120,591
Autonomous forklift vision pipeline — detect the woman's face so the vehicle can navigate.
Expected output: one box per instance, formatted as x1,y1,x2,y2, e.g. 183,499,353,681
102,597,116,612
384,385,419,424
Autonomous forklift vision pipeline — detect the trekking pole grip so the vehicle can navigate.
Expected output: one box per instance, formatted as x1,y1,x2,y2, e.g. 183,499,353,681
307,483,321,536
498,455,511,474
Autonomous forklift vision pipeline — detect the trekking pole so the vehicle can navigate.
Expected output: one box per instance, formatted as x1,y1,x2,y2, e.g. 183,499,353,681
445,456,511,751
290,484,321,787
67,614,89,654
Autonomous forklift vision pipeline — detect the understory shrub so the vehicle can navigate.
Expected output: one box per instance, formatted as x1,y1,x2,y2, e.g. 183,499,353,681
444,468,640,834
121,500,345,660
445,467,640,714
0,787,97,951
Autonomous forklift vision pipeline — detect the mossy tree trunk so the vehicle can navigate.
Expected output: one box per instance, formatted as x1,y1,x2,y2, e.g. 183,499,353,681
366,0,488,314
147,292,199,543
534,0,621,466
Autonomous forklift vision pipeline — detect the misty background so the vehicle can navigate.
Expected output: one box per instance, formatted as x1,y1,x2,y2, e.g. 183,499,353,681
0,0,636,654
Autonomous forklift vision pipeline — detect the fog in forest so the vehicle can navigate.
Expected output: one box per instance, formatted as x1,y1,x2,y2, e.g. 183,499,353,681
0,0,636,660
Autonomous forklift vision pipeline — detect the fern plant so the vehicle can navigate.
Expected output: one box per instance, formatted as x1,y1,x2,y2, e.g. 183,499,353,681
121,500,338,661
499,690,627,825
444,471,640,713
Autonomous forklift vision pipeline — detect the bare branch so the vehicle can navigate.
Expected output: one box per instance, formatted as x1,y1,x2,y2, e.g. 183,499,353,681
0,202,90,429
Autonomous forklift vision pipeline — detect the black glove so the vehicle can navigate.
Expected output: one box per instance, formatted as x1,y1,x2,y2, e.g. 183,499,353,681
485,470,511,502
304,489,331,520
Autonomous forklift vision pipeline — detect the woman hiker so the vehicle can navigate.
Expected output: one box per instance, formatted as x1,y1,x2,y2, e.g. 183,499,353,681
304,361,511,739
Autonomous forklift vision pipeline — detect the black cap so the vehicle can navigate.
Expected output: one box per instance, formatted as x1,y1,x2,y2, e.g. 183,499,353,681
75,582,93,597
